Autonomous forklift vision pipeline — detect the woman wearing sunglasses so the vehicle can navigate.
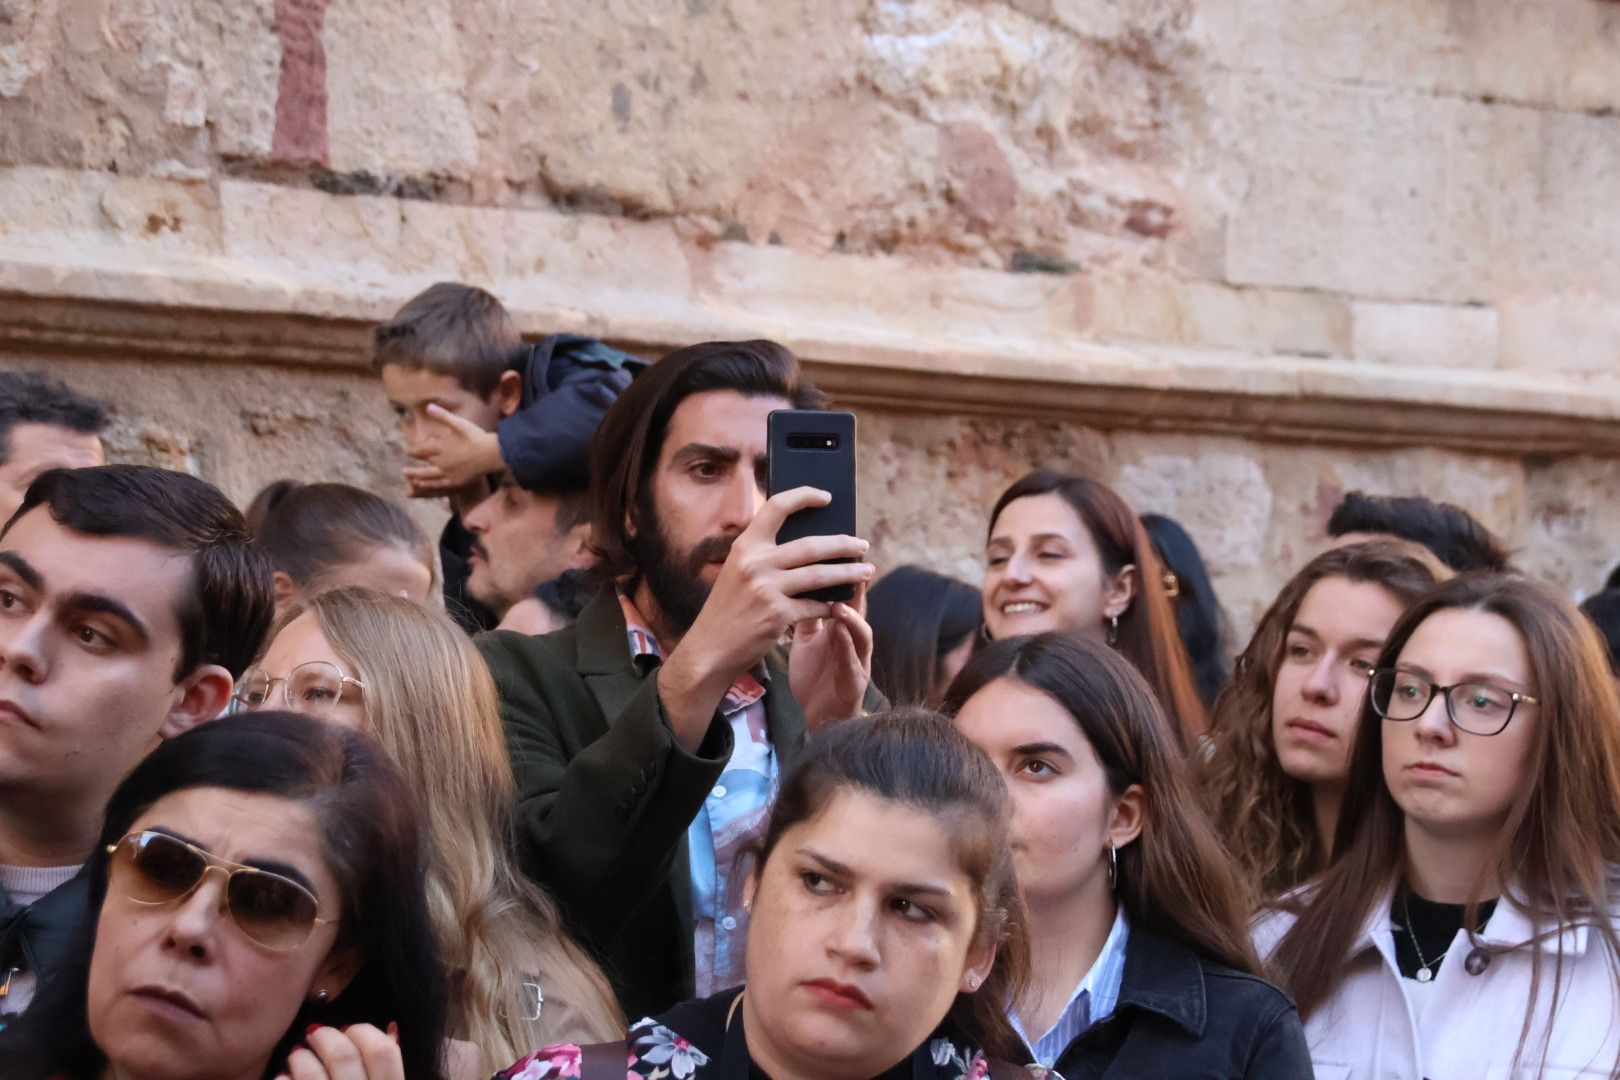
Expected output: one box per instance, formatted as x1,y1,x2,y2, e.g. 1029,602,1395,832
1259,575,1620,1078
2,711,447,1080
242,588,622,1069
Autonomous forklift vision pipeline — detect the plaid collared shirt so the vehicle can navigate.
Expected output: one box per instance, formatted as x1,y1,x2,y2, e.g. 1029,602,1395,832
617,591,775,997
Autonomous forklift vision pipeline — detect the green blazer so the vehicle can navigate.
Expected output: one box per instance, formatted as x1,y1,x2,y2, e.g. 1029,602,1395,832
478,586,881,1019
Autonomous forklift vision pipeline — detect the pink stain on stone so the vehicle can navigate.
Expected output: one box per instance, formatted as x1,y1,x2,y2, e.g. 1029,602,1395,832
271,0,330,165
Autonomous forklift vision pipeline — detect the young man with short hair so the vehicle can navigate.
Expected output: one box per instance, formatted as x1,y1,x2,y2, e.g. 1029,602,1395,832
373,282,643,631
0,371,110,524
0,466,273,1023
478,339,881,1018
1326,490,1511,573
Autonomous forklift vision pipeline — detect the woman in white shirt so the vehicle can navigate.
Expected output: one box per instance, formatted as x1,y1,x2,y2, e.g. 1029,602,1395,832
1257,573,1620,1079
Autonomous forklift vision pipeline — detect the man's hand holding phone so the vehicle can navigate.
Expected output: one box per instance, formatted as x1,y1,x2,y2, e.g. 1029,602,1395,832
657,486,874,750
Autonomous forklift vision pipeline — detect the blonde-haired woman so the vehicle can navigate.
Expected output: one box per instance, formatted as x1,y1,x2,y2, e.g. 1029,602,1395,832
240,585,623,1072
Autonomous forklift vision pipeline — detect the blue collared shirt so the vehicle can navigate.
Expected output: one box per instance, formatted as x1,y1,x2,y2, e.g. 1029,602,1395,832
1010,907,1131,1068
617,591,775,998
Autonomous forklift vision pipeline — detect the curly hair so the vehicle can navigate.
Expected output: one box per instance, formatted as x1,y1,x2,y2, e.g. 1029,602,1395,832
1199,540,1447,901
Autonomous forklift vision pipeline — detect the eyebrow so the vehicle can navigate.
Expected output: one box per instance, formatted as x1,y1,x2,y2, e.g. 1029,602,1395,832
1011,741,1074,761
0,551,42,591
799,848,955,900
669,443,742,468
1290,623,1385,653
61,593,150,648
988,532,1073,548
1397,663,1530,692
154,827,320,895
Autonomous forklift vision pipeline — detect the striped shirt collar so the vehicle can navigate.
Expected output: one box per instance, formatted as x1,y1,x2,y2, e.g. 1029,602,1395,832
1010,905,1132,1069
616,589,767,710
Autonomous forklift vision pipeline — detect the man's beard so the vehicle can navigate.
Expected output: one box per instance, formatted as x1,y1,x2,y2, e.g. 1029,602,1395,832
635,518,736,639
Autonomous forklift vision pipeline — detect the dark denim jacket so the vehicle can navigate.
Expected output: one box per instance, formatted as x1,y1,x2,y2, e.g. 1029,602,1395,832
1024,927,1314,1079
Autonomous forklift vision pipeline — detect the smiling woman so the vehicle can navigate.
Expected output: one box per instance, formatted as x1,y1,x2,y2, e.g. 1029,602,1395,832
981,471,1206,746
0,711,449,1080
493,710,1044,1080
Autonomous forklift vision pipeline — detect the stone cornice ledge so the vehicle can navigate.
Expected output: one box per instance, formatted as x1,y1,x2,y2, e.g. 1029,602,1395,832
1,253,1617,458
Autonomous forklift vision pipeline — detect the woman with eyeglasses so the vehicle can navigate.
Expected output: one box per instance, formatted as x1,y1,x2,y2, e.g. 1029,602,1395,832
1,711,447,1080
945,632,1310,1078
1200,540,1449,900
240,588,622,1071
981,471,1207,746
1257,574,1620,1079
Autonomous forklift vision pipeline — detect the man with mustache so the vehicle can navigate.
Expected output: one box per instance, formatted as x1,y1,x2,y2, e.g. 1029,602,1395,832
0,466,272,1026
463,470,596,635
478,340,881,1019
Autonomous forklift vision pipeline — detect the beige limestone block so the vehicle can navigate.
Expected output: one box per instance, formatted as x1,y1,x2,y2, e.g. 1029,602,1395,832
1521,456,1620,597
1351,301,1499,370
1083,275,1351,357
219,181,509,296
1499,293,1620,377
322,0,478,177
1214,70,1617,305
0,0,277,172
0,166,221,255
1115,450,1273,572
1197,0,1620,114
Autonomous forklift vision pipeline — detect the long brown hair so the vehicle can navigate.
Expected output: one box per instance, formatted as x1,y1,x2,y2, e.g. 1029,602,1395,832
1201,540,1449,899
755,708,1029,1061
1270,574,1620,1076
587,340,826,582
276,589,623,1067
945,632,1262,977
986,471,1207,745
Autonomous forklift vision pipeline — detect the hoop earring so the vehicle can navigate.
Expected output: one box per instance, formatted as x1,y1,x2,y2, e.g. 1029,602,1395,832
1107,841,1117,889
1105,615,1119,647
979,622,993,644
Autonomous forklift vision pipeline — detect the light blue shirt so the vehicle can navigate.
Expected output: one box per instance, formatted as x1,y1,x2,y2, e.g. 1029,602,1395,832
1010,907,1131,1069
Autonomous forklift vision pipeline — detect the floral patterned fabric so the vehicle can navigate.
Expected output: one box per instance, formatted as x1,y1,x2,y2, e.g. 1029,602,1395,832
493,990,1061,1080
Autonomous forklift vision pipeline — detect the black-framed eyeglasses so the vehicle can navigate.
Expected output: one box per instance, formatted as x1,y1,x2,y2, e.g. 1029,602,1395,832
233,662,365,718
1368,667,1538,737
105,831,336,951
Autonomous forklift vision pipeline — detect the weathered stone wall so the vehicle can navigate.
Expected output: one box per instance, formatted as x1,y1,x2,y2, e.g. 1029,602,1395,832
3,0,1620,638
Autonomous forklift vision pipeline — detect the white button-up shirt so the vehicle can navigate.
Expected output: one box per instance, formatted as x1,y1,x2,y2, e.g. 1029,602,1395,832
1253,882,1620,1079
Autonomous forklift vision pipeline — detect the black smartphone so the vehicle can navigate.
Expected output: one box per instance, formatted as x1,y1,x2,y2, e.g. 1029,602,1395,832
767,409,858,603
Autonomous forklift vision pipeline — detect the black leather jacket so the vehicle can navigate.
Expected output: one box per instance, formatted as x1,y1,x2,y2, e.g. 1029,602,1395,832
1022,927,1314,1079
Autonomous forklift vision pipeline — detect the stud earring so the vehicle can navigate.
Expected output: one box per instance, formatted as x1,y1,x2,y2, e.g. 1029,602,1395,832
313,988,330,1004
967,975,980,990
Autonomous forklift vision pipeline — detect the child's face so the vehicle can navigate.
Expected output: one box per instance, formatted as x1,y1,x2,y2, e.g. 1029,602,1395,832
379,366,505,460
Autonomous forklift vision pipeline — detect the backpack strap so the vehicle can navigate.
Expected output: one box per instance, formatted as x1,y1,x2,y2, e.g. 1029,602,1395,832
579,1039,631,1080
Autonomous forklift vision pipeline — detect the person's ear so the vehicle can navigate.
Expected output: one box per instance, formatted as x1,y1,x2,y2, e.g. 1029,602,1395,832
160,664,234,739
494,370,523,418
271,570,303,613
1107,783,1146,850
1101,564,1137,621
565,522,595,571
309,946,362,1005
